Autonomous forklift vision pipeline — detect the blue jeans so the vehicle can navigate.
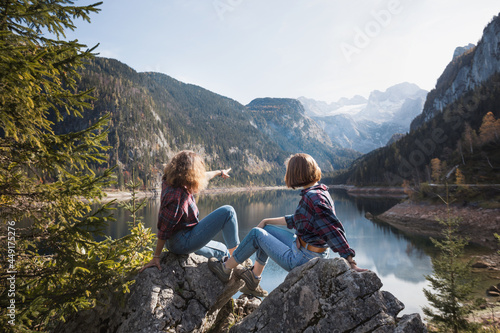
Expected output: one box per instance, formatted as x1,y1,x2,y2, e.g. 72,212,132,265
232,225,329,271
166,205,239,260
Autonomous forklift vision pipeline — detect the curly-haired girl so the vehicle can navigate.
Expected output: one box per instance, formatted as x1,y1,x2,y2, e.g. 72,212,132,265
141,150,238,272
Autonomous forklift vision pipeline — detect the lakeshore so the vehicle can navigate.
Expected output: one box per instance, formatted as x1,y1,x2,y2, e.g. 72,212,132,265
375,201,500,250
98,185,290,202
373,200,500,328
99,184,407,202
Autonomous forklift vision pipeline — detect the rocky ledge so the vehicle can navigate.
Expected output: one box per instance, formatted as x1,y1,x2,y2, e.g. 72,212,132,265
57,253,427,333
230,257,426,333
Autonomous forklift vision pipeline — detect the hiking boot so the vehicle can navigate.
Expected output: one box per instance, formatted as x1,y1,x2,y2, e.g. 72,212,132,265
235,267,266,295
208,257,232,283
240,284,269,297
232,257,253,276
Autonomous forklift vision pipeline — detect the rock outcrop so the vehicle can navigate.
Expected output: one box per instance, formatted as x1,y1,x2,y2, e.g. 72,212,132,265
57,253,427,333
56,253,244,333
229,258,426,333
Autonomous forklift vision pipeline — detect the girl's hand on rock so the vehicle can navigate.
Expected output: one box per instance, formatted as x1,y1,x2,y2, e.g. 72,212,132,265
139,257,161,273
350,261,368,272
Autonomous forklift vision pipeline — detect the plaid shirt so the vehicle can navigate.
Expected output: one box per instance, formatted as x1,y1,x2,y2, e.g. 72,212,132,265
285,183,356,259
157,181,199,240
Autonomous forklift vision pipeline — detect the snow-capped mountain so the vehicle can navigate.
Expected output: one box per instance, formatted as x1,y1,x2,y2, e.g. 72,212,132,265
357,82,427,125
299,82,428,153
298,95,367,117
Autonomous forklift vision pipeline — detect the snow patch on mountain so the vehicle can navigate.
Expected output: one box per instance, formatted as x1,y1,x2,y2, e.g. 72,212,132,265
299,82,427,153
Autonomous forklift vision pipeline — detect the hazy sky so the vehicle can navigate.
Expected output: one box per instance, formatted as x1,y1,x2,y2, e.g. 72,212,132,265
66,0,500,105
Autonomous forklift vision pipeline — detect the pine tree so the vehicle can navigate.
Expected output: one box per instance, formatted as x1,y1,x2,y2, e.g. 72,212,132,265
0,1,154,331
423,193,478,332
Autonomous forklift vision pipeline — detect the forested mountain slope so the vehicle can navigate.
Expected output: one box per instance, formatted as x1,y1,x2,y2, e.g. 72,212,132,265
335,73,500,186
246,98,360,171
54,57,356,188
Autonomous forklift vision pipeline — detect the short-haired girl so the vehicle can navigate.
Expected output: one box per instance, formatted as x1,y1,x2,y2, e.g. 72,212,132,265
141,150,239,272
209,153,366,296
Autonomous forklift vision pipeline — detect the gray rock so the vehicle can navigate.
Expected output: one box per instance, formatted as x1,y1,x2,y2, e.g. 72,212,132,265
229,258,427,333
57,254,426,333
56,252,244,333
394,314,428,333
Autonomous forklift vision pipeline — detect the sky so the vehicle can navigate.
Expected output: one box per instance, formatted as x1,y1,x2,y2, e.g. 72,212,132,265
65,0,500,106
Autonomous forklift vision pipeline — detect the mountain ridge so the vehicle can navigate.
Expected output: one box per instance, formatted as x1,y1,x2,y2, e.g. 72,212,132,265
246,98,359,171
54,57,358,188
331,13,500,186
411,14,500,131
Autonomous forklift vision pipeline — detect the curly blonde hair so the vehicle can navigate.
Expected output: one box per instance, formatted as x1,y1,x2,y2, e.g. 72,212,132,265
163,151,207,193
284,153,321,189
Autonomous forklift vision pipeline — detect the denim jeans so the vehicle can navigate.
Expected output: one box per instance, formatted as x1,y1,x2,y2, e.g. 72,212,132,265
232,225,329,271
166,205,239,260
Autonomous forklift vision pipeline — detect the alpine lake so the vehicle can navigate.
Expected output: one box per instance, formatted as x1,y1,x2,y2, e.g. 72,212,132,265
105,187,497,317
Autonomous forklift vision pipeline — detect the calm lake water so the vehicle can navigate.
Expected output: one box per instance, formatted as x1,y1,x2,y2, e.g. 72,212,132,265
106,188,437,316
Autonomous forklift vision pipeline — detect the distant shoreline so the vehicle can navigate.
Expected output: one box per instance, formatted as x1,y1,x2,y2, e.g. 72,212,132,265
375,201,500,250
98,185,411,202
202,185,288,195
98,185,290,202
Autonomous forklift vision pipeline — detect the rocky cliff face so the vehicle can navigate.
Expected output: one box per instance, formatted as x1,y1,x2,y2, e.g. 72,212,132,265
453,43,476,60
56,254,426,333
411,14,500,131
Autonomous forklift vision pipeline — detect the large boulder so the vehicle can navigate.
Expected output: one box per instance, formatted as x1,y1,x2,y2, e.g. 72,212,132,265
56,253,244,333
57,254,426,333
229,258,427,333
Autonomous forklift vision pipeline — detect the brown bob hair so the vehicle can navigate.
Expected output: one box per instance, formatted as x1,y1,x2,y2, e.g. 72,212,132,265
162,150,207,193
284,153,321,189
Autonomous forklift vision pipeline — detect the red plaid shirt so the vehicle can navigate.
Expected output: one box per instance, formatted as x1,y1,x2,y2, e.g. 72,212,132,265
285,184,355,258
157,181,199,240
